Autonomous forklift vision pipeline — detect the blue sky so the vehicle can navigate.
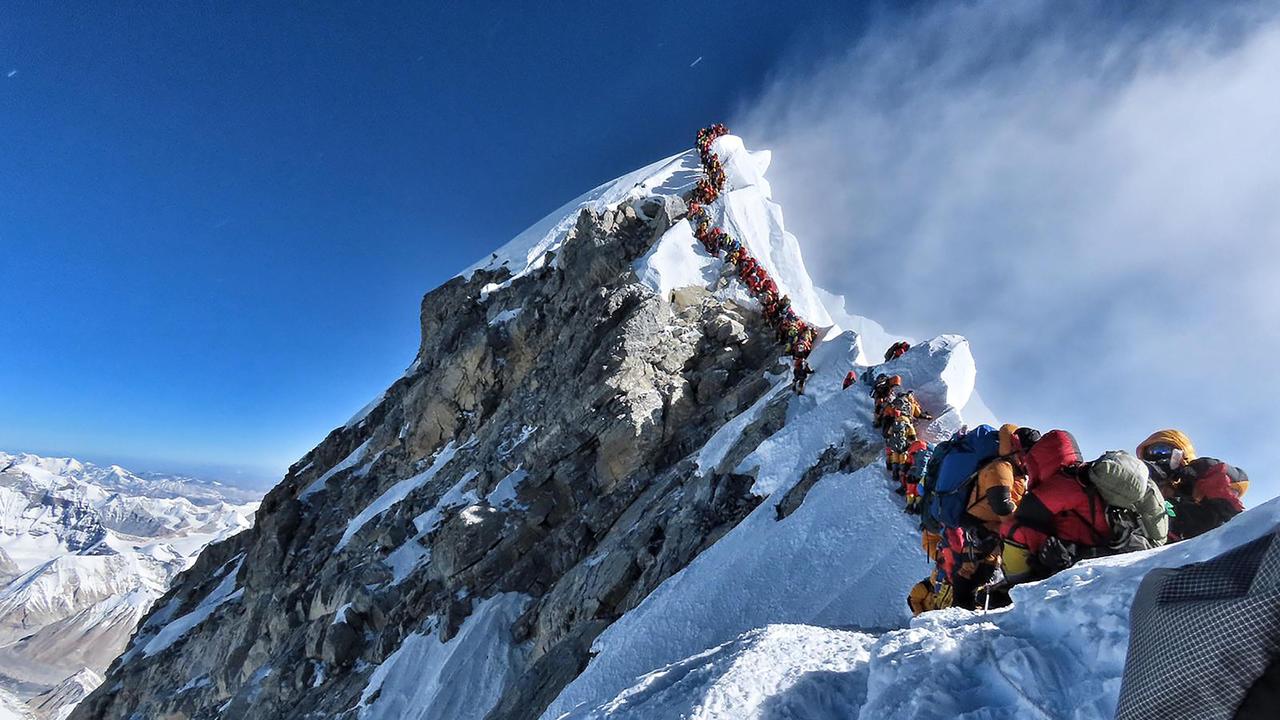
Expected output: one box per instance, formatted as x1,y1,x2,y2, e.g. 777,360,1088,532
3,1,1277,502
0,2,882,485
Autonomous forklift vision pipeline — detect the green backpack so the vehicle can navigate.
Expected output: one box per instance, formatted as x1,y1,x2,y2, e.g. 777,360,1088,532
1088,451,1169,547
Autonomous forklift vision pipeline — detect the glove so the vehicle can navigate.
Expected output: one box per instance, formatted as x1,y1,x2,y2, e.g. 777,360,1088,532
1037,536,1078,574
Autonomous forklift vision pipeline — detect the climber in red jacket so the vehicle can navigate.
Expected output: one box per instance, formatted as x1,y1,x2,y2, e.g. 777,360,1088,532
1001,430,1112,584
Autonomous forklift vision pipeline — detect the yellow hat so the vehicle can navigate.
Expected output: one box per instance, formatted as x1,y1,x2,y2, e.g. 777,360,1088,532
1137,430,1197,463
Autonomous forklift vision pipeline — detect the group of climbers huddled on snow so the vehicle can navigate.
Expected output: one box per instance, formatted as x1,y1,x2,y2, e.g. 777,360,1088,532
690,124,821,370
887,397,1252,615
851,351,1252,616
684,124,1251,618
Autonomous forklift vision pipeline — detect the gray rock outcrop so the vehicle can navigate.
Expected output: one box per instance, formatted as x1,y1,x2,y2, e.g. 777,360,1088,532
73,192,806,720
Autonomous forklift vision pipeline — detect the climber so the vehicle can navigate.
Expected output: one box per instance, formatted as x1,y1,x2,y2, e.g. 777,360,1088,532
870,375,901,431
1137,429,1248,541
884,415,915,494
760,275,778,298
964,425,1039,534
842,370,857,390
937,524,1005,611
883,341,911,362
1000,430,1112,585
923,425,1038,610
908,570,953,616
904,440,934,513
792,357,815,395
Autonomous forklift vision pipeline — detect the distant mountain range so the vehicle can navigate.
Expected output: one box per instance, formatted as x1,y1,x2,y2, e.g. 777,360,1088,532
0,451,260,719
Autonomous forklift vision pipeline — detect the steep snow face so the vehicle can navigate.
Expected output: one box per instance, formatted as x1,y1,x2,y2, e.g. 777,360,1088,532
561,625,875,720
634,135,834,329
568,499,1280,720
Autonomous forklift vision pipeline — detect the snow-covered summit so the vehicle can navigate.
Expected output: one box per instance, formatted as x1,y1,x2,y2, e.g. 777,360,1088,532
633,135,833,329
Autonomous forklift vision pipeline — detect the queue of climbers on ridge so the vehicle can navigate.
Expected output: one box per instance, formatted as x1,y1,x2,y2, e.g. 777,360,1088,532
856,355,1251,616
686,124,1250,618
690,124,820,396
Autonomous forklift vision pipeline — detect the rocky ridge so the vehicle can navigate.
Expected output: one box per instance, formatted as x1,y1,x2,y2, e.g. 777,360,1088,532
72,138,976,720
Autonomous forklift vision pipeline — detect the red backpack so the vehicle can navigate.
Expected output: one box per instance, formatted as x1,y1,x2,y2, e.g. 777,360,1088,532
1023,430,1083,487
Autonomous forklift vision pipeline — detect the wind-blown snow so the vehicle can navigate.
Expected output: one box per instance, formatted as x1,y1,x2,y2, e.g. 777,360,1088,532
358,593,531,720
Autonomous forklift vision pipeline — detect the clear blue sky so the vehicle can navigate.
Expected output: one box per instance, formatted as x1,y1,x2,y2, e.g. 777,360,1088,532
0,2,887,486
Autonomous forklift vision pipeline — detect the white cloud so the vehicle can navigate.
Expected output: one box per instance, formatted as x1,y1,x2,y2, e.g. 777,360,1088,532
734,1,1280,501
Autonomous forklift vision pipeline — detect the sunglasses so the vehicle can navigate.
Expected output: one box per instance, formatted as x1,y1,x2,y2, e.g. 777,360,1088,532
1142,443,1176,462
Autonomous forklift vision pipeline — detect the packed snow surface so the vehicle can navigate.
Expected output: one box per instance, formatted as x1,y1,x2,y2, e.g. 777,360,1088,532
460,149,701,288
556,499,1280,719
560,625,875,720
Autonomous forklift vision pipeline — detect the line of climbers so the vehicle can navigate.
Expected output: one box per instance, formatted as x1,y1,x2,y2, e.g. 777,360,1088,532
689,124,820,394
686,125,1250,619
845,354,1253,615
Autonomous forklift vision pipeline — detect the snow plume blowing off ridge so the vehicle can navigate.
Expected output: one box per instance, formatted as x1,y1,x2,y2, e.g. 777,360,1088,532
734,0,1280,501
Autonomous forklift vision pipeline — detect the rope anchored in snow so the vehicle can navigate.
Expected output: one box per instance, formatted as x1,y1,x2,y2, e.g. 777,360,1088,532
688,124,819,360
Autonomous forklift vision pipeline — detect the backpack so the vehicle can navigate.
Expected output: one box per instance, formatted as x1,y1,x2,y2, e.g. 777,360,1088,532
1088,451,1169,548
1023,430,1083,485
920,425,1001,532
886,419,912,454
908,444,934,482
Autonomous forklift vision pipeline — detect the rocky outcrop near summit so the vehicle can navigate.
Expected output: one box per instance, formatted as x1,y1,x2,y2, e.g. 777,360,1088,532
74,154,803,720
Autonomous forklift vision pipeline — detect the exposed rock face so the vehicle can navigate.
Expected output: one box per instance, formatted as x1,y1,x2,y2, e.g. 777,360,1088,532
73,192,794,720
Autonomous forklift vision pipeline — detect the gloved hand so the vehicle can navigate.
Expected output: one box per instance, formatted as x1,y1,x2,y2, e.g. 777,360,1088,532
1037,536,1078,574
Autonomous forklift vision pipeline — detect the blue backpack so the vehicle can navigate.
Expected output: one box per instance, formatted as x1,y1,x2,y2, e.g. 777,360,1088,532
920,425,1001,531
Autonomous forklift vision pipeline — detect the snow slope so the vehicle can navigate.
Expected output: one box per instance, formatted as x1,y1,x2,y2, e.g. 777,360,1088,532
562,498,1280,720
542,330,974,719
359,593,531,720
634,135,833,329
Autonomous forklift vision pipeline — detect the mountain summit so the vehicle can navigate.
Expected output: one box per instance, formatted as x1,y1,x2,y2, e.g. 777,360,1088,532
69,134,1280,720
